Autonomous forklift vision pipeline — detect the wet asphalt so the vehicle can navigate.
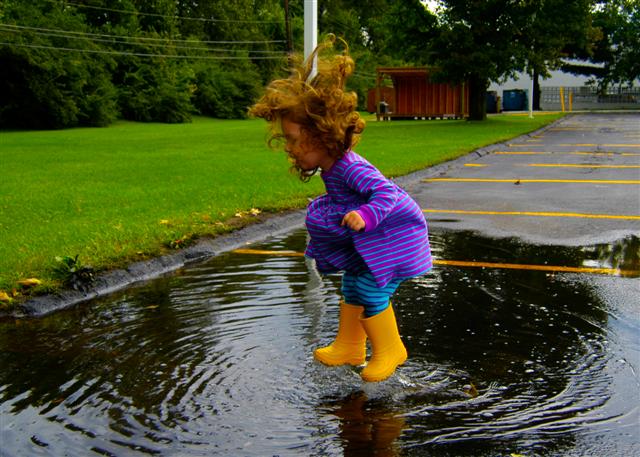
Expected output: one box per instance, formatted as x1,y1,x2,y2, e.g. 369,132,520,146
406,112,640,246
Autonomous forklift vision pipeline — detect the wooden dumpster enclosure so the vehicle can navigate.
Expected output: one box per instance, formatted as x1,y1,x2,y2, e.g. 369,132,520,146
374,67,469,120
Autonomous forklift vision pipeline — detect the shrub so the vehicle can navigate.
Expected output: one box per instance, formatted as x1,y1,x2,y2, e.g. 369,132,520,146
192,61,261,119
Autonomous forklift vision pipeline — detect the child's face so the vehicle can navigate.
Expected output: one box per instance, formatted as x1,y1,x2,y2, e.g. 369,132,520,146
281,117,335,172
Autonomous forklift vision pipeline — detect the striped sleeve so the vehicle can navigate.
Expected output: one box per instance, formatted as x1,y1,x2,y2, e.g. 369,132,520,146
343,161,399,233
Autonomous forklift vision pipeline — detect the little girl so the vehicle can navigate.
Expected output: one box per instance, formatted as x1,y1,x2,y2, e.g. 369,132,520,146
250,36,432,382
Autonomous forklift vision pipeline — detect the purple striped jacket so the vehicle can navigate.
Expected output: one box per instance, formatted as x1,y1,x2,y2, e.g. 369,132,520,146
305,151,432,288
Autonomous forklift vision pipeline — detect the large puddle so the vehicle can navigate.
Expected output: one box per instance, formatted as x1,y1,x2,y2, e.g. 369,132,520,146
1,229,638,456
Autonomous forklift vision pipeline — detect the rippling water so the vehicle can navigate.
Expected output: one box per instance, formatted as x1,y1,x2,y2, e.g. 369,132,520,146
1,230,638,456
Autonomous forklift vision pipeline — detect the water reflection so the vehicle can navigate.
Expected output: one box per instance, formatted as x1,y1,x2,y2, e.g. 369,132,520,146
321,392,405,457
581,234,640,272
0,229,637,456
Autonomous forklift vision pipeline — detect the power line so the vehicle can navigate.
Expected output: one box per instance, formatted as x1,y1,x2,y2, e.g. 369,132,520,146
43,0,283,24
0,25,286,54
0,41,288,60
0,23,286,45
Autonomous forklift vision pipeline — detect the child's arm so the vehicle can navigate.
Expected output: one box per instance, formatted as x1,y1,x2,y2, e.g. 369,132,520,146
343,161,399,233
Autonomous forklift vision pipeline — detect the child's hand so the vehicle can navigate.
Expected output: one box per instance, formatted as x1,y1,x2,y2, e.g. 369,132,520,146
341,211,366,232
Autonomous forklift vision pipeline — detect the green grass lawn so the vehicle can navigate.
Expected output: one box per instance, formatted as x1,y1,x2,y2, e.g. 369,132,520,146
0,113,563,296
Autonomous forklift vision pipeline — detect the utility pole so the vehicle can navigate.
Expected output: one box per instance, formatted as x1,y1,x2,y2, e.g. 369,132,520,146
529,70,534,118
304,0,317,78
284,0,293,55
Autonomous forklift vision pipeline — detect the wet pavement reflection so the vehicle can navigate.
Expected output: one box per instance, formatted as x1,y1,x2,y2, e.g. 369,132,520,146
0,228,638,456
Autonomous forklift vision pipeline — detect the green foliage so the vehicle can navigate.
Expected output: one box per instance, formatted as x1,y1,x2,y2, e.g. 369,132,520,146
0,0,290,129
0,0,634,129
118,57,194,123
587,0,640,87
192,61,261,119
52,255,95,292
0,1,119,128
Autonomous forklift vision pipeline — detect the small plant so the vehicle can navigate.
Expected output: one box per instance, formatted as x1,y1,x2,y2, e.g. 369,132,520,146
166,234,196,250
53,255,95,292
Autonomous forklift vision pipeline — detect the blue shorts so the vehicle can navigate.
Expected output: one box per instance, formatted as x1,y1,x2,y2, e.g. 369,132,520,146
341,272,403,317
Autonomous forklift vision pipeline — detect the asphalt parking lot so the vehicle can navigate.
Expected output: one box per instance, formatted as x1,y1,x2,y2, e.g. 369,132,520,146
407,112,640,248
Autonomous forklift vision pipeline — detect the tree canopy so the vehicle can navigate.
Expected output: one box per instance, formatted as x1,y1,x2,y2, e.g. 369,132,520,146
0,0,287,128
0,0,636,128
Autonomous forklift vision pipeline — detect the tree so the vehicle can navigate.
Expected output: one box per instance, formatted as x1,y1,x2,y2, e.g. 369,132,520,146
384,0,600,120
0,0,291,128
522,0,596,110
572,0,640,89
0,0,118,128
425,0,535,120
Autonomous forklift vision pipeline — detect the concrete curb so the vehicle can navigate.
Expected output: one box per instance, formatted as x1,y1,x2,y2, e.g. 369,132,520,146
8,116,566,318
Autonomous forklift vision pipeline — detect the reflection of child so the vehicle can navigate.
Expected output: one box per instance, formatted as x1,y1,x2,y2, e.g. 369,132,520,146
250,36,432,382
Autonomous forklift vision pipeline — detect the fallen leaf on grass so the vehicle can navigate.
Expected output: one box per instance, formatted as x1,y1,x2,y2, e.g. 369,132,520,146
17,278,42,288
235,208,262,218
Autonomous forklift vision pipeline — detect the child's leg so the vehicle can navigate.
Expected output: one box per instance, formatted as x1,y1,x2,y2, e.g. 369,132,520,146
351,273,402,317
353,273,407,382
313,272,367,366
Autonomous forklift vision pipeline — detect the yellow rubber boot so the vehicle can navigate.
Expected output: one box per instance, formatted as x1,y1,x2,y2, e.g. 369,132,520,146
314,302,367,366
359,304,407,382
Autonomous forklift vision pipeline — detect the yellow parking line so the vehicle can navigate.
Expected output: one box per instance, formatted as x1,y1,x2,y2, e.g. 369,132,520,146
508,143,640,148
233,249,305,257
434,259,637,277
495,151,640,156
525,164,640,169
422,178,640,184
231,249,638,277
558,144,640,147
495,151,552,155
423,209,640,220
467,163,640,169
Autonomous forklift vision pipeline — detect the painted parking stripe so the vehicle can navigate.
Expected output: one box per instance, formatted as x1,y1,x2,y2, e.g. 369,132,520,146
494,151,640,156
422,178,640,184
507,143,640,148
524,164,640,169
434,259,637,277
463,163,640,169
233,249,305,257
231,249,638,277
423,209,640,220
558,144,640,148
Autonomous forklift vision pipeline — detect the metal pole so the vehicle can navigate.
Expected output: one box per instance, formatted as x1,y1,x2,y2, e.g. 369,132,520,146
529,71,534,118
304,0,317,79
284,0,293,55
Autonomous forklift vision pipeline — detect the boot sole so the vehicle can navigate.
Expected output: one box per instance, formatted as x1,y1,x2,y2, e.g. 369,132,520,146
313,350,365,367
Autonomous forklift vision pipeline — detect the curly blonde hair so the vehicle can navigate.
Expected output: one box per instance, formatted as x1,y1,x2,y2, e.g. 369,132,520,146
249,35,365,181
